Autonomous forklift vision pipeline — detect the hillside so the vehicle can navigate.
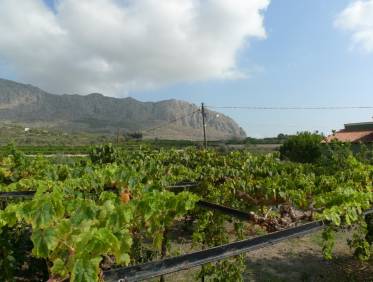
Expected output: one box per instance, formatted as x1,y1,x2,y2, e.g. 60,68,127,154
0,78,246,140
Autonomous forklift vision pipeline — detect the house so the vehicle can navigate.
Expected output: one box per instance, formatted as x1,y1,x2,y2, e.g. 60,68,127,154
326,122,373,143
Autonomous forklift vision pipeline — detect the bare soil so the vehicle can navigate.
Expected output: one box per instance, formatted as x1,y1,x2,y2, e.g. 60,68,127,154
244,231,373,282
161,230,373,282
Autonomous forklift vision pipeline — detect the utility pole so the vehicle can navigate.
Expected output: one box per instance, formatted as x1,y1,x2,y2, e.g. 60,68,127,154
116,128,120,146
201,103,207,149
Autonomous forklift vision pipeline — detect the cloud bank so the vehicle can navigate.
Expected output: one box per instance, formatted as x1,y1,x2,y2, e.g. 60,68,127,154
335,0,373,53
0,0,269,96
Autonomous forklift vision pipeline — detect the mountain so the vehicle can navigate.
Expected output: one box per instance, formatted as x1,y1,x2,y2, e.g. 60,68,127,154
0,78,246,140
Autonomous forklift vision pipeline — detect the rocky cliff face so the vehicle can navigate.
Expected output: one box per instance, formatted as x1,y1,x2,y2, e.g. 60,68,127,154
0,78,246,140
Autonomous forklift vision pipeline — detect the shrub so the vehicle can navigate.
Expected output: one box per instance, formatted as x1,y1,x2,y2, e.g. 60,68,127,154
320,140,353,166
280,132,323,163
356,143,373,165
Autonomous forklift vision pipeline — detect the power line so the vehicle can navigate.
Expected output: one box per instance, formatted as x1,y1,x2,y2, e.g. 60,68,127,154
206,105,373,110
142,109,200,133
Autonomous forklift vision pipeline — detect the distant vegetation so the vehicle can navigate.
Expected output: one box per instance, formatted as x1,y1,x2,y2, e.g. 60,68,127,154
279,131,373,165
2,124,372,163
245,133,291,144
0,123,281,154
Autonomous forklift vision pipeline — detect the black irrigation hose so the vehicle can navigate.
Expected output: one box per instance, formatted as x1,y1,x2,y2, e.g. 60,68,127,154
104,208,373,282
103,221,324,282
167,182,199,189
197,200,251,221
168,183,257,221
0,191,36,198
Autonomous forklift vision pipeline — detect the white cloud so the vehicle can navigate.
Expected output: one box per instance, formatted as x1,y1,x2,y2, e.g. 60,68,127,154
0,0,269,96
335,0,373,52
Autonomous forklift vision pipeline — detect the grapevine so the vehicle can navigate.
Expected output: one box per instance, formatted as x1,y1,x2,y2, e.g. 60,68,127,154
0,144,372,281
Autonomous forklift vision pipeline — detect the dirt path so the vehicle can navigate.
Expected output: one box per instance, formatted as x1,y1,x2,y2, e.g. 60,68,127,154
244,231,373,282
163,230,373,282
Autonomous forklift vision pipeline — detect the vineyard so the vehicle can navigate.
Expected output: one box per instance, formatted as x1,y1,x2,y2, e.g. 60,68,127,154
0,144,373,281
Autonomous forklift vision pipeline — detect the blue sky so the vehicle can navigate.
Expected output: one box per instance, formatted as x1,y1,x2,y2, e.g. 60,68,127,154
131,0,373,137
1,0,373,137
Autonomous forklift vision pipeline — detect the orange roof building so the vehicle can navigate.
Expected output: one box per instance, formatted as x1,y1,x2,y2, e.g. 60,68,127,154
326,122,373,143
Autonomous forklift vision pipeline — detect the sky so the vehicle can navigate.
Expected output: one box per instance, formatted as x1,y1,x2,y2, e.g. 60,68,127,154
0,0,373,137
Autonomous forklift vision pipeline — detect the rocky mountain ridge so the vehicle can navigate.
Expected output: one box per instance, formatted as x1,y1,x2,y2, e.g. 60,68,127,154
0,78,246,140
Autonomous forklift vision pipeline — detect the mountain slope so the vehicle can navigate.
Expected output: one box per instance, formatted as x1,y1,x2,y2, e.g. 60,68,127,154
0,78,246,140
